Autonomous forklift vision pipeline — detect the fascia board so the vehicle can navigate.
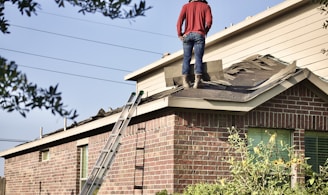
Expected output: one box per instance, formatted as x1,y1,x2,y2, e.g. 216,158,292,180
305,69,328,96
0,112,120,157
136,97,170,116
0,98,170,158
167,96,254,112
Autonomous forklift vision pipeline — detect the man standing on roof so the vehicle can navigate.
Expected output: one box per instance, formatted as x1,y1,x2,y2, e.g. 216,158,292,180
177,0,213,89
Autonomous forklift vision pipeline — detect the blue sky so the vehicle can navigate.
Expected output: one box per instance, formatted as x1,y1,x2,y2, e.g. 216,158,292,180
0,0,285,176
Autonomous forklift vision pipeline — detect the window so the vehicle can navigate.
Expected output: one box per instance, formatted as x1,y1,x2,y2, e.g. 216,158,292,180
248,128,291,161
80,145,88,191
305,132,328,173
40,149,50,162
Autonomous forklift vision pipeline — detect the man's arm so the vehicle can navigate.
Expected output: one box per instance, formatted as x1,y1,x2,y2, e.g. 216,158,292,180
205,6,213,34
177,6,187,37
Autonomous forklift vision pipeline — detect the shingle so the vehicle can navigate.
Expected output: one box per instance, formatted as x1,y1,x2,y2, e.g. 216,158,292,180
145,54,299,103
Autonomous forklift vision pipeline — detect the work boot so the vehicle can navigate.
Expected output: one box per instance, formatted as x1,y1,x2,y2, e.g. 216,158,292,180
193,75,202,89
182,75,190,88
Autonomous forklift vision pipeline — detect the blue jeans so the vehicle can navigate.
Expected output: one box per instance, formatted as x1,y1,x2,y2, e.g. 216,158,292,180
182,32,205,76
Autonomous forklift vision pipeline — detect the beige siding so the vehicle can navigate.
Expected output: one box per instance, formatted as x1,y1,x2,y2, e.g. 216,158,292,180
205,4,328,79
135,2,328,96
136,69,169,97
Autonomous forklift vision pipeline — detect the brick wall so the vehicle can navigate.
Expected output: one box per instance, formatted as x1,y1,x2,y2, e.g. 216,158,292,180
4,82,328,194
5,142,79,195
172,82,328,193
97,112,176,195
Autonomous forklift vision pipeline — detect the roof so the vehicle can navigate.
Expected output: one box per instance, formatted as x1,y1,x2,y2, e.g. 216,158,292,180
1,54,328,158
143,54,328,111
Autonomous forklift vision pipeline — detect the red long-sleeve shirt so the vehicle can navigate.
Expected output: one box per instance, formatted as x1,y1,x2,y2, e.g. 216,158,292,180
177,1,213,37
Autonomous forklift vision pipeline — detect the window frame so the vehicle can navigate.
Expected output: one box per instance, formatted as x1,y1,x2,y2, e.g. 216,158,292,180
40,149,50,162
79,145,88,191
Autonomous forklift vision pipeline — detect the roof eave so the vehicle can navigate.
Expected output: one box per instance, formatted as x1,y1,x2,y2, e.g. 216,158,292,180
166,69,314,112
2,69,325,158
0,98,170,158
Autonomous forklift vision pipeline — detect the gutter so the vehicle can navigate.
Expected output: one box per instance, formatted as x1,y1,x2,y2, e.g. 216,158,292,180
0,97,170,158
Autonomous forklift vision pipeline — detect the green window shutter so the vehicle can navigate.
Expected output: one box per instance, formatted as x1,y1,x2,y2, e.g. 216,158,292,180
318,137,328,167
305,137,317,172
305,132,328,173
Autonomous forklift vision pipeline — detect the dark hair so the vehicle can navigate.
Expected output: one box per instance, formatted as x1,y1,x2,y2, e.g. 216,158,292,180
189,0,208,3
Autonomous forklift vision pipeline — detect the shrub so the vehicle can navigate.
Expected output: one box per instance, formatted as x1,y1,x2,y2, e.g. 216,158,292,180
182,127,328,195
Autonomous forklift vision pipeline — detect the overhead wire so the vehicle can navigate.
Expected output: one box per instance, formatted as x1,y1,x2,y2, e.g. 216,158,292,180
6,4,176,39
11,24,164,55
17,63,135,86
3,5,175,85
0,48,132,73
39,11,176,38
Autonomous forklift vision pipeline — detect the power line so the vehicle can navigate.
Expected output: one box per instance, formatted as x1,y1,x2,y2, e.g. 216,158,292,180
6,3,176,38
0,47,132,73
40,11,176,38
11,24,164,55
18,64,135,86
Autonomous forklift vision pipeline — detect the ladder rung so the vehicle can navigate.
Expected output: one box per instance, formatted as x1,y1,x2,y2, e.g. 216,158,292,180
126,102,133,106
86,180,101,186
80,91,144,195
101,148,112,152
110,133,120,137
136,147,144,150
94,165,105,169
135,166,144,170
100,148,114,153
134,185,143,190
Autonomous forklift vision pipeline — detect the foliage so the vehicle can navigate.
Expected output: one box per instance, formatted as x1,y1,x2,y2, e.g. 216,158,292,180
320,4,328,55
312,0,328,55
312,0,328,6
317,1,328,29
0,0,151,119
156,189,181,195
182,128,328,195
156,189,169,195
306,159,328,194
183,183,224,195
0,0,152,34
0,56,78,119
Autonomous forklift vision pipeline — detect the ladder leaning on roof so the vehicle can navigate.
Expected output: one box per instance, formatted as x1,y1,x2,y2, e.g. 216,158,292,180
79,91,144,195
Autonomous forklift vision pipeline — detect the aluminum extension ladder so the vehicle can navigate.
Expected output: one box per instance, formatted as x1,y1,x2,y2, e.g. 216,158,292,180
80,91,144,195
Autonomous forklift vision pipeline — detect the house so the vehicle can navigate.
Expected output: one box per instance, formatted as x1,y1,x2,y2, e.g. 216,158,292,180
1,0,328,194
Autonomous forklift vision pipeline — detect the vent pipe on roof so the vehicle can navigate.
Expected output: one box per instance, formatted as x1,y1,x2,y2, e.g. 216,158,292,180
64,117,67,131
39,127,43,139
